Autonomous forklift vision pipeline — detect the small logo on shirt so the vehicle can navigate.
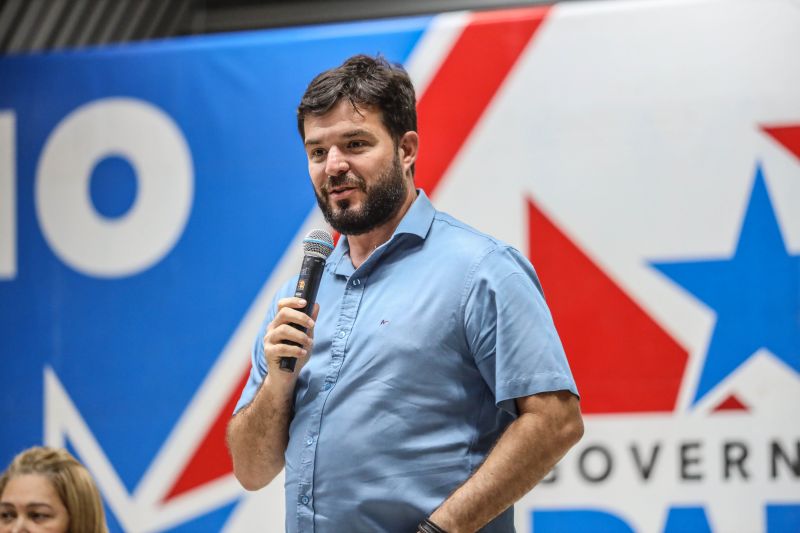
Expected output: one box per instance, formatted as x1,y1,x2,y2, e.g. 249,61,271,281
379,319,390,326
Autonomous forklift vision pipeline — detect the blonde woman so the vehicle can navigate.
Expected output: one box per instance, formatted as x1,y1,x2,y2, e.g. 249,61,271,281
0,447,107,533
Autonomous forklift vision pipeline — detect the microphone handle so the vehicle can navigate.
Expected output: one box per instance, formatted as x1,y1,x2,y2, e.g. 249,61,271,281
280,254,325,372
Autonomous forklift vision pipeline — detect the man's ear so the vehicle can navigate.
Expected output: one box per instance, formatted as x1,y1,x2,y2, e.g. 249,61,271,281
398,131,419,173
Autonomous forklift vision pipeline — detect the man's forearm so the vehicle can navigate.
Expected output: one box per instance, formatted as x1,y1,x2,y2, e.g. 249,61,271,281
429,391,583,533
226,375,294,491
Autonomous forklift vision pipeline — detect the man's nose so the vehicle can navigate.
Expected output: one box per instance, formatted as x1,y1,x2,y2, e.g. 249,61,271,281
324,146,349,176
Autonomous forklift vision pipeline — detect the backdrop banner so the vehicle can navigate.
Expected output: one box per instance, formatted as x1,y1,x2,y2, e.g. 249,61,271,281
1,0,798,531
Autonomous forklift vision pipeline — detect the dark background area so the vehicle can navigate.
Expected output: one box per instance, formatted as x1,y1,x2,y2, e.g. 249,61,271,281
0,0,558,55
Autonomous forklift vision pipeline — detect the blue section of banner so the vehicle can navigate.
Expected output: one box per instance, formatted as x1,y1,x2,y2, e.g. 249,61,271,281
663,507,712,533
532,509,635,532
767,504,800,533
0,15,427,505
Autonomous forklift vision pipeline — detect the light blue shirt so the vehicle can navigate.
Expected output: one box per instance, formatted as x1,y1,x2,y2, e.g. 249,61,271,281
235,191,577,532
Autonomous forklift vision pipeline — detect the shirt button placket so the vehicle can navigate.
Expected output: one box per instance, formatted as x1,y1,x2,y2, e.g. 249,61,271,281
303,274,362,530
297,482,313,532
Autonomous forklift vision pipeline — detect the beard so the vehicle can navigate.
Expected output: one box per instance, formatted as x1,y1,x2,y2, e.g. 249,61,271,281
315,152,408,236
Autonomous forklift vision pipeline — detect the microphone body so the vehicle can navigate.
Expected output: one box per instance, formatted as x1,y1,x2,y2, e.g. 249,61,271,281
279,230,334,372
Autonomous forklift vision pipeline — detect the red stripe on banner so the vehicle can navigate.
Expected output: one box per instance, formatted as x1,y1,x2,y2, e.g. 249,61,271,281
415,6,550,196
762,124,800,161
527,198,689,413
163,371,250,502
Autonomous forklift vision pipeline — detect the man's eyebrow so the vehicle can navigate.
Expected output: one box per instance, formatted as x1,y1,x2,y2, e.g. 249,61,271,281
304,129,376,147
342,129,375,139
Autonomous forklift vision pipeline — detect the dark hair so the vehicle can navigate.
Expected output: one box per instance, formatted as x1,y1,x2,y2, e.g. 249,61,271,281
297,54,417,146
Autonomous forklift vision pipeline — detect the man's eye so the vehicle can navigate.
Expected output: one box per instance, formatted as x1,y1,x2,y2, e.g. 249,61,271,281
0,510,16,521
348,141,366,149
310,149,326,159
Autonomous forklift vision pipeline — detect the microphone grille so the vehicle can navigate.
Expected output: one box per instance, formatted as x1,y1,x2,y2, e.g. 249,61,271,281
303,229,335,259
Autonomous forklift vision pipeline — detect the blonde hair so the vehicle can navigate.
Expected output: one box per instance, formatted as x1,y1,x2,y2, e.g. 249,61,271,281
0,446,108,533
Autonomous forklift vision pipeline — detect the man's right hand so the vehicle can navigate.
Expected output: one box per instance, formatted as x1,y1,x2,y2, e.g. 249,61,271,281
228,295,319,491
262,297,319,383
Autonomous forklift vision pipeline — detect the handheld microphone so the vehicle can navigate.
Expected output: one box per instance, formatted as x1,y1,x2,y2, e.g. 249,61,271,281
280,229,334,372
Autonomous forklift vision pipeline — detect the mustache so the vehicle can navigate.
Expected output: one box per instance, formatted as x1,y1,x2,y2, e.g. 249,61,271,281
322,173,367,195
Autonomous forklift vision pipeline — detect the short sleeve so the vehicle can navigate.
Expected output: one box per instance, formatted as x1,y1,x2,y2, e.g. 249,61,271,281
463,246,578,416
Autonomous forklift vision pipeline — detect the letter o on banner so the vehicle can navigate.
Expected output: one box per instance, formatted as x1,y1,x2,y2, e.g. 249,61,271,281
36,98,193,278
578,445,613,483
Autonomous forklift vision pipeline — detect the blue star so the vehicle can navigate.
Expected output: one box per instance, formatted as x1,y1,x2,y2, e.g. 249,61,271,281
651,164,800,405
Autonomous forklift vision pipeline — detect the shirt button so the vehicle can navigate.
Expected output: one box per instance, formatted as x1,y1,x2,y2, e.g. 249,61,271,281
305,436,314,446
301,495,310,505
352,278,361,286
338,330,346,338
322,382,332,391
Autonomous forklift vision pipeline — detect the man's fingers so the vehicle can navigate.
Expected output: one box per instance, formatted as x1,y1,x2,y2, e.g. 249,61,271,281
263,299,318,375
269,306,315,332
266,323,312,348
277,296,307,310
266,341,307,360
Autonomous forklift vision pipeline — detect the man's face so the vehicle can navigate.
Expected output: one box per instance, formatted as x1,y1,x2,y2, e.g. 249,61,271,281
303,100,409,235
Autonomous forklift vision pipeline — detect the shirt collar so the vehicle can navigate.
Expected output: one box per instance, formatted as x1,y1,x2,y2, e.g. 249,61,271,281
326,189,435,275
392,188,435,240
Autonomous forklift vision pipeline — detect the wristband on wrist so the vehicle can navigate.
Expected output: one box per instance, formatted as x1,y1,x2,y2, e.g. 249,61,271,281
418,517,448,533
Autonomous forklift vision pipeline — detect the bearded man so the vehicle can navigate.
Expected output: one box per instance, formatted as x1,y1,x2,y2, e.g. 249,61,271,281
227,54,583,533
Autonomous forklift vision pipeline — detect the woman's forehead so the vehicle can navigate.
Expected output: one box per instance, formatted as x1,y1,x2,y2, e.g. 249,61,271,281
0,473,61,505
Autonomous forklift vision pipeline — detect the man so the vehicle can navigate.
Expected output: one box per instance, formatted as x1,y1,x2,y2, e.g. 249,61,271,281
227,55,583,533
